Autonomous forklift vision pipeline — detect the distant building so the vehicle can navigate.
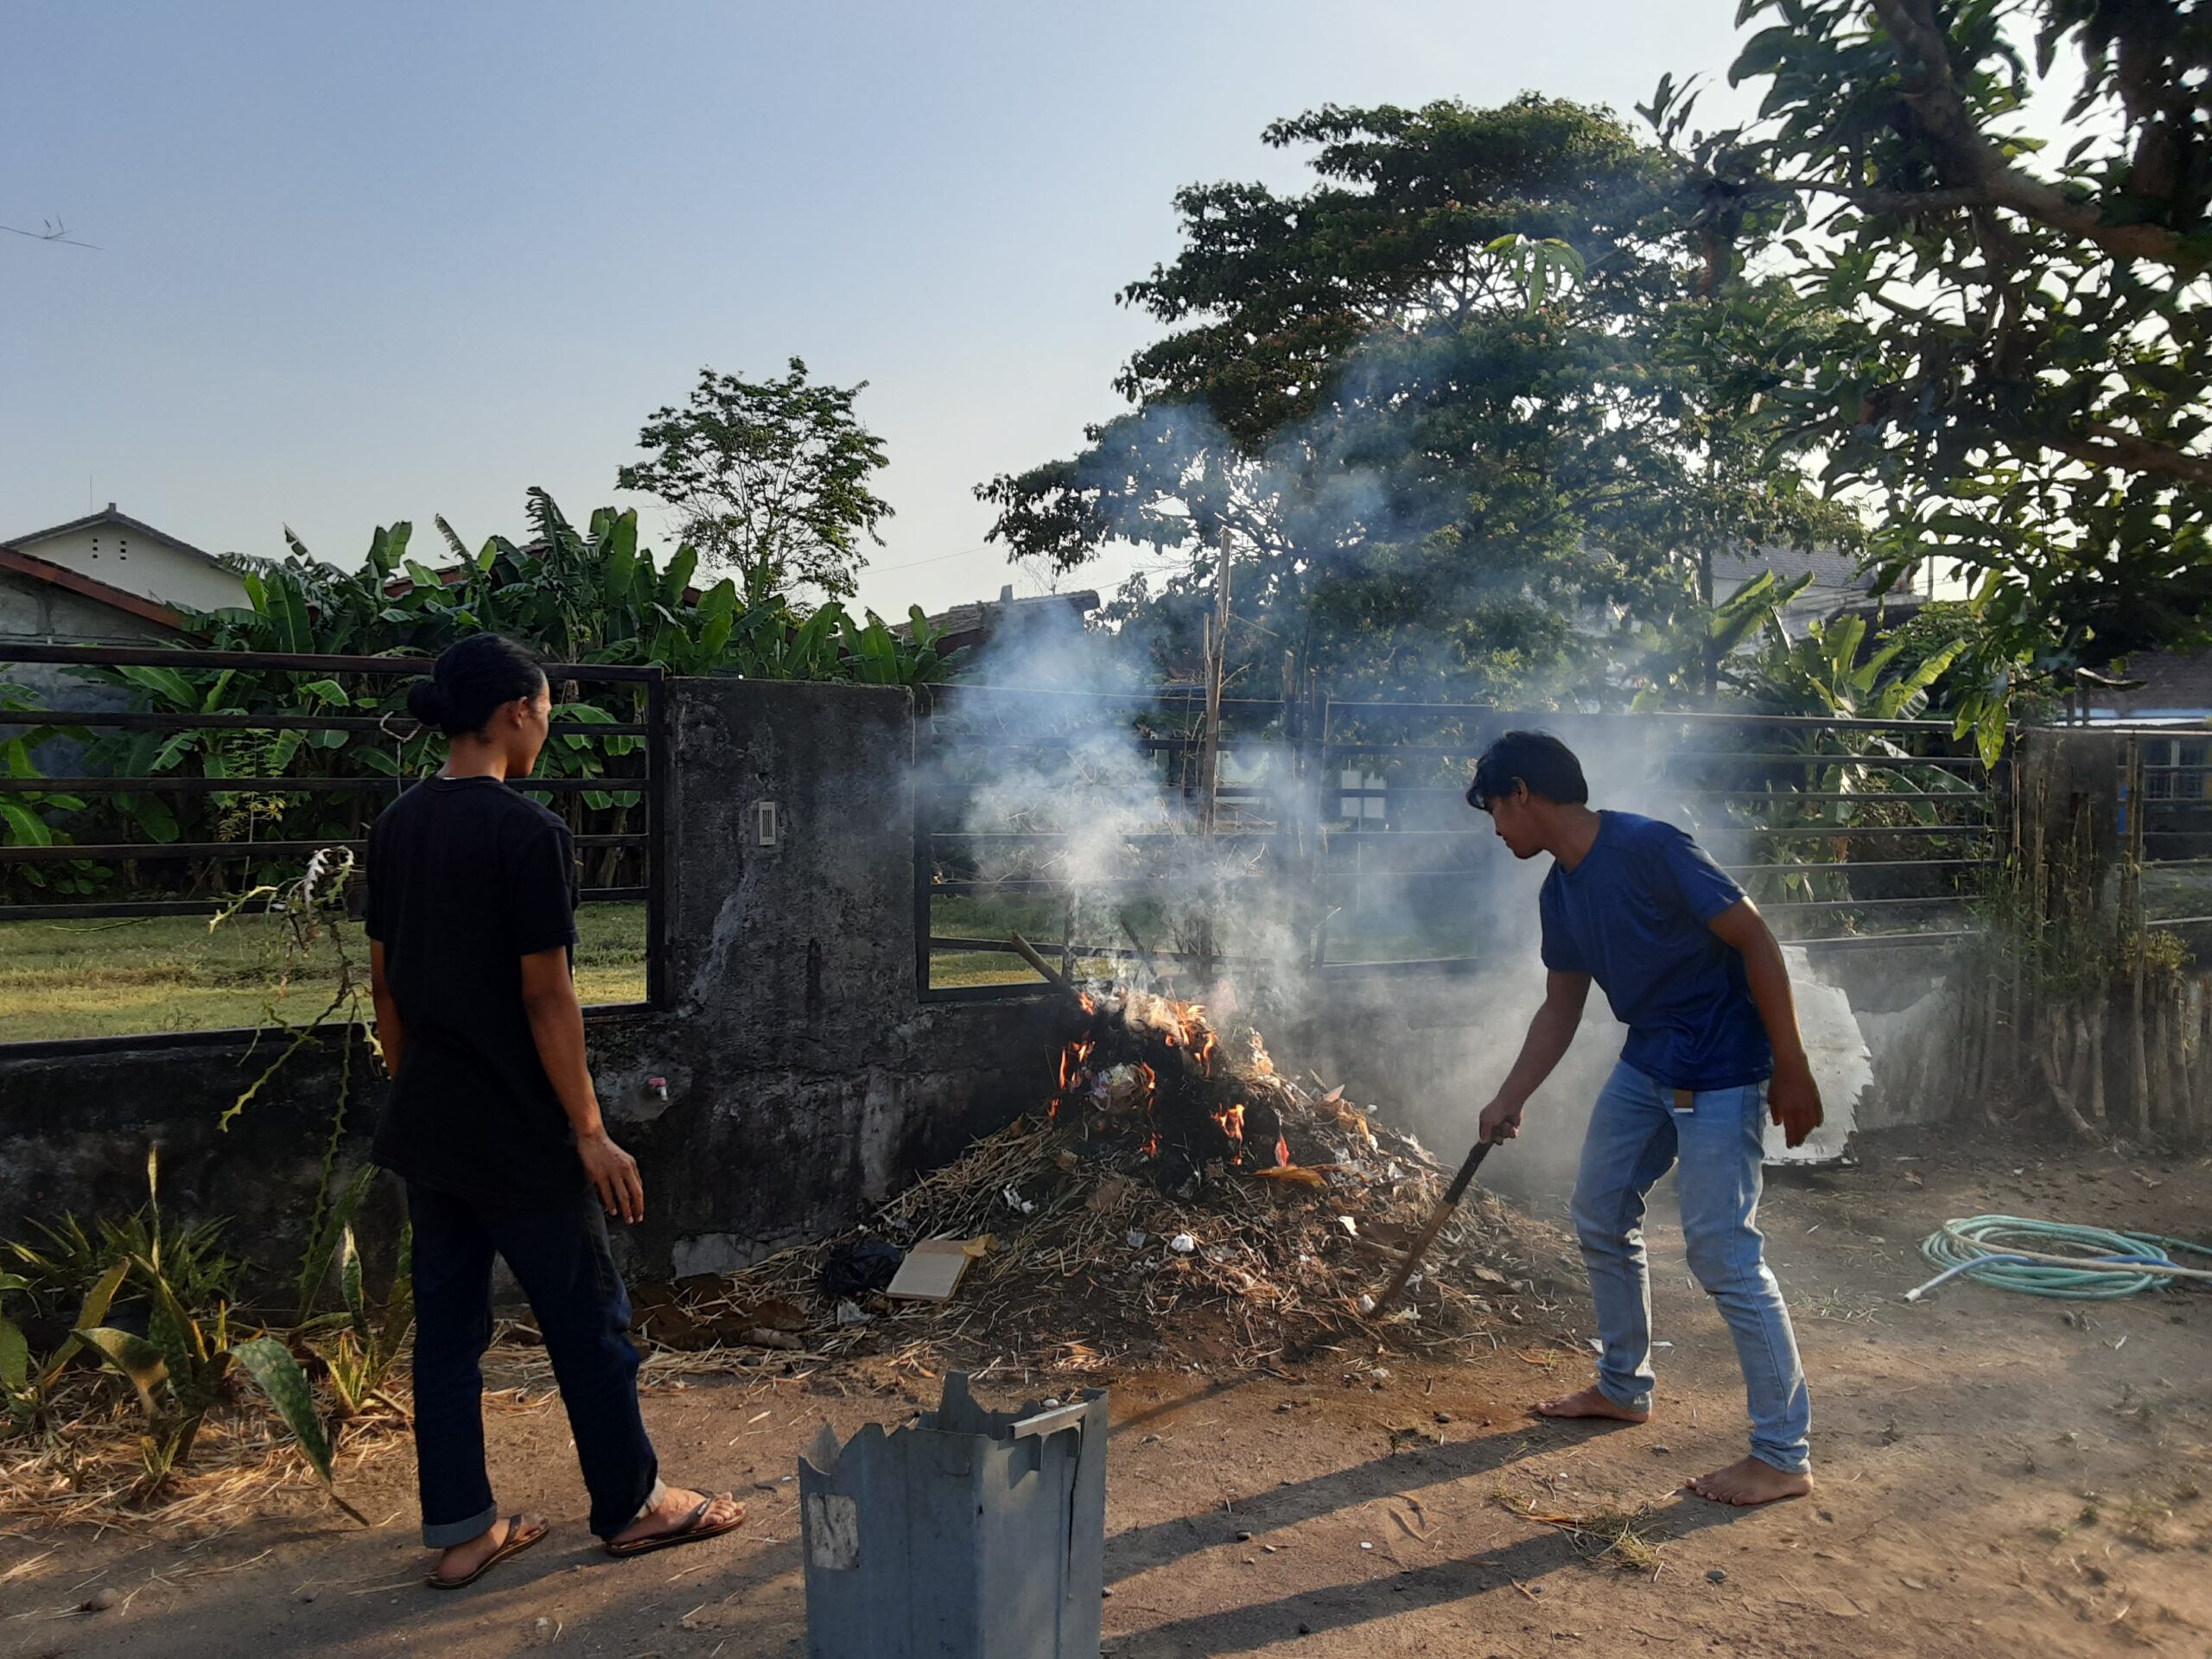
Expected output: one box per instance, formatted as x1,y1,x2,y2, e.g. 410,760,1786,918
1708,545,1970,629
0,505,230,762
902,584,1100,664
2081,652,2212,724
0,505,247,618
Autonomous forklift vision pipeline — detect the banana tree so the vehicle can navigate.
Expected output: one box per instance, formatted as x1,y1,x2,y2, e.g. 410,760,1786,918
19,489,967,887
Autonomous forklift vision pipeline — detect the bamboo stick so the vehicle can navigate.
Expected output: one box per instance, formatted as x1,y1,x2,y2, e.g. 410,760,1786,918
2131,950,2152,1141
2037,1007,2097,1140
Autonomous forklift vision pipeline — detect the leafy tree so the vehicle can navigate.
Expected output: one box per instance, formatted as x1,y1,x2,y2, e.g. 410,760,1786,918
617,359,894,601
1659,0,2212,683
980,95,1855,703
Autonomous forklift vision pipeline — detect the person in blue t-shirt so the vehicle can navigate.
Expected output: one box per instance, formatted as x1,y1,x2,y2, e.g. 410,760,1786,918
1467,730,1822,1507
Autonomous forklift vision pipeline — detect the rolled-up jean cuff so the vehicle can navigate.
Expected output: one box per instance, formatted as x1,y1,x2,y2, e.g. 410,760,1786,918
423,1501,501,1549
629,1478,669,1528
1598,1382,1651,1413
1752,1451,1812,1476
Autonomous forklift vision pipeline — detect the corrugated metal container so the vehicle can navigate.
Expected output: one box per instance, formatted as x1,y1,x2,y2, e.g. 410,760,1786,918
798,1372,1108,1659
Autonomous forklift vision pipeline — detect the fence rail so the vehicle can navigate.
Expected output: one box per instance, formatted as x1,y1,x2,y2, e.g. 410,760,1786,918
917,685,2004,997
0,642,669,1039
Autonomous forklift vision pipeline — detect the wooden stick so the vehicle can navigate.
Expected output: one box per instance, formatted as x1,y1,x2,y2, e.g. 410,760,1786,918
1118,915,1168,988
1367,1137,1497,1319
1007,931,1073,995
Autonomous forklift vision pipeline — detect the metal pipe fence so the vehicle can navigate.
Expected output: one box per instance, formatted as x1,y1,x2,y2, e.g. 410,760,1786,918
917,686,2005,997
0,642,668,1040
2113,731,2212,931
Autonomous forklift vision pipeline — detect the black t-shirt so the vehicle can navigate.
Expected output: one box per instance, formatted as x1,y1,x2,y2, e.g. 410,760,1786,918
365,776,584,1199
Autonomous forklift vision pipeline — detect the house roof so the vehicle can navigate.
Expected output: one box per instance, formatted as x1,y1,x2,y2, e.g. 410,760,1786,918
2,504,231,572
1710,545,1872,593
901,586,1100,650
0,545,189,632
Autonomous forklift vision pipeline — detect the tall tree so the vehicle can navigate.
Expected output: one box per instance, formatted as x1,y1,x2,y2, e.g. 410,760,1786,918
1661,0,2212,680
617,359,893,601
980,96,1853,703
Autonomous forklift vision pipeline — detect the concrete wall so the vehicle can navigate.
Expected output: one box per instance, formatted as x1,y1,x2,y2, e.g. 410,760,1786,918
14,524,246,614
0,677,1061,1290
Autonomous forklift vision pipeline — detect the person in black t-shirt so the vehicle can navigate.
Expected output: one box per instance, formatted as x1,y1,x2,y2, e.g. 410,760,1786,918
367,634,743,1589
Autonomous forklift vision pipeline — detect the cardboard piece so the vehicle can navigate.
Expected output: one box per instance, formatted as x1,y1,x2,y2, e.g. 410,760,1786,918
887,1236,986,1302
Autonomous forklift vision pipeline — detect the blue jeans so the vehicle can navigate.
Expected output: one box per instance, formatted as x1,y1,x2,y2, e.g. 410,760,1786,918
407,1182,662,1545
1571,1061,1812,1473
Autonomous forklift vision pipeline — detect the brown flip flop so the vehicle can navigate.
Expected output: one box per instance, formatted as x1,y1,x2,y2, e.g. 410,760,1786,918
426,1514,550,1589
603,1495,746,1559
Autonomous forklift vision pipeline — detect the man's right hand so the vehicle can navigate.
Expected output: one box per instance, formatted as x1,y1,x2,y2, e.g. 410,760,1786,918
1478,1096,1525,1144
578,1128,645,1224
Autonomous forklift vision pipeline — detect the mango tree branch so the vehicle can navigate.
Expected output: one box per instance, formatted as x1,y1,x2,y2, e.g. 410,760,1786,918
1866,0,2187,267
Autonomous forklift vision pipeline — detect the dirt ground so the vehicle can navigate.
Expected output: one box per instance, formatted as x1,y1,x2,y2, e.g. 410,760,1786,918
4,1122,2208,1658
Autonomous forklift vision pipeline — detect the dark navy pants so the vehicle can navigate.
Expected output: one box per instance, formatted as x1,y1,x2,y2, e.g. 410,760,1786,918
406,1181,660,1545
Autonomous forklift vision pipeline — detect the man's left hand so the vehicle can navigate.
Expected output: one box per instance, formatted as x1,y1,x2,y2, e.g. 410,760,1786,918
1769,1057,1824,1149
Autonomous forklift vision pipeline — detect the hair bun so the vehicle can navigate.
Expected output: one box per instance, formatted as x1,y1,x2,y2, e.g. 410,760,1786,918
406,677,450,726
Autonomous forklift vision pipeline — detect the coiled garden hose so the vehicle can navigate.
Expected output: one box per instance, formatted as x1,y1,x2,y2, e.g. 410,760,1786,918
1907,1214,2212,1303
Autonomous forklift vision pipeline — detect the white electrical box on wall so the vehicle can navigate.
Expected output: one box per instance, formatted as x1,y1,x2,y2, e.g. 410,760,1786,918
753,800,780,849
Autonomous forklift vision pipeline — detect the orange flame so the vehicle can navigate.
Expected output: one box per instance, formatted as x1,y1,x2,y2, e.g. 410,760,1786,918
1274,1129,1290,1169
1053,1036,1096,1120
1213,1101,1245,1145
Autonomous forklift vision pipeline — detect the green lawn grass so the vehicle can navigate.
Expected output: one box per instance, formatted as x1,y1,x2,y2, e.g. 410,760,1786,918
0,904,650,1043
0,878,1496,1042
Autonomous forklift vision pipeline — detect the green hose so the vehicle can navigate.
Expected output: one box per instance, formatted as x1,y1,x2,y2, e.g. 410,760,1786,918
1910,1214,2212,1302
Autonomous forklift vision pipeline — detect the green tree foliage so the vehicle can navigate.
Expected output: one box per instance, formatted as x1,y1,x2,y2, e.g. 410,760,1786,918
617,359,895,601
979,95,1857,702
1661,0,2212,682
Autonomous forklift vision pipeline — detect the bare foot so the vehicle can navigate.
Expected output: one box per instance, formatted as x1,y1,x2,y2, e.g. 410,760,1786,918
1686,1455,1812,1507
1531,1385,1649,1424
430,1511,547,1586
608,1485,744,1550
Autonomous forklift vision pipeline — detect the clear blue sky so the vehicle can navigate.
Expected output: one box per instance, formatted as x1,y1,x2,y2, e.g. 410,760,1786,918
2,1,1758,620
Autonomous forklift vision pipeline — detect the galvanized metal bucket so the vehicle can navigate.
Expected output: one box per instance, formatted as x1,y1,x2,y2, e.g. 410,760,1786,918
798,1372,1109,1659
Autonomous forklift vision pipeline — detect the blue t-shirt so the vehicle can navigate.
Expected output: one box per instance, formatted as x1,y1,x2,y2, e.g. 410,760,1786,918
1538,810,1771,1090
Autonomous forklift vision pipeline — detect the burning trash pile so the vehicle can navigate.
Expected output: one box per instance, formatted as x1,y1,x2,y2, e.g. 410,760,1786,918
639,984,1579,1375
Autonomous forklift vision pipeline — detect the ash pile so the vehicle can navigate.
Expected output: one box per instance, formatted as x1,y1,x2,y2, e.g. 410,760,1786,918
641,983,1580,1376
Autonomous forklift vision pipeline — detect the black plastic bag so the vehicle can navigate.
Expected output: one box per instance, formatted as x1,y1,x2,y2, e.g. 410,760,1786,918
819,1238,903,1299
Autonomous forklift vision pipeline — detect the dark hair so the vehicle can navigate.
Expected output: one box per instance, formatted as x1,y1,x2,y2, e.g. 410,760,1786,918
1465,730,1589,810
407,634,546,738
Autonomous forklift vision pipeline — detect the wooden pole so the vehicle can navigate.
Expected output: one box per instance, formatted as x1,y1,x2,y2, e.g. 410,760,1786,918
1368,1138,1497,1319
1198,535,1233,837
1007,931,1073,996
